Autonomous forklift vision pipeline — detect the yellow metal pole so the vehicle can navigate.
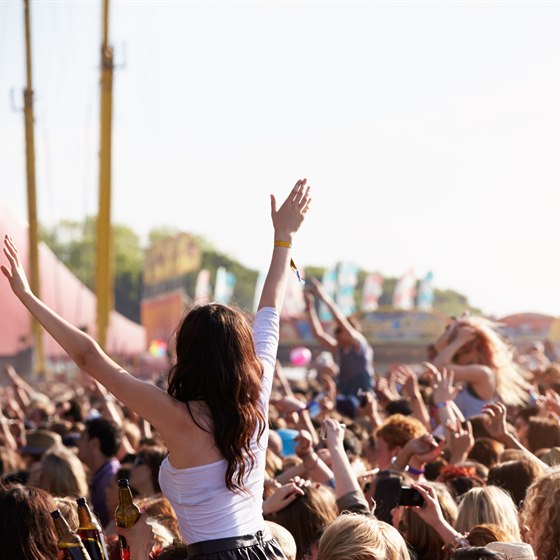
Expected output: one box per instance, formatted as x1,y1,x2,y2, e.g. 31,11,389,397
22,0,45,377
96,0,114,349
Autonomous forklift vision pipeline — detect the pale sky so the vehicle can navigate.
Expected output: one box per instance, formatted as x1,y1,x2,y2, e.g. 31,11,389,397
1,0,559,318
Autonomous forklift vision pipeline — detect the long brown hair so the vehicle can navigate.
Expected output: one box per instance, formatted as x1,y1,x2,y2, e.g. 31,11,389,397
167,303,266,493
0,483,59,560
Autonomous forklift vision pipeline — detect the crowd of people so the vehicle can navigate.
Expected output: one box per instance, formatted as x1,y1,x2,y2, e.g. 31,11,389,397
1,181,560,559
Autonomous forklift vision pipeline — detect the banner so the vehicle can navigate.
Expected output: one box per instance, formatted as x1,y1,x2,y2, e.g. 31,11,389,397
417,271,434,311
214,267,236,305
393,269,416,310
361,272,384,312
194,269,212,305
336,262,358,316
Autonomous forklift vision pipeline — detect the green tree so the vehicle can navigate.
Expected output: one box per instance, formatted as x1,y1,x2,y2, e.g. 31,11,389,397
42,218,143,322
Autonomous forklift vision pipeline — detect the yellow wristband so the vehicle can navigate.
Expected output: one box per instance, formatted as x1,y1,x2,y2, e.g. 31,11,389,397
274,240,292,248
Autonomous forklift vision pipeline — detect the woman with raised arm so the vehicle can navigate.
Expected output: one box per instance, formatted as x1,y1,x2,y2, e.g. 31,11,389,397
2,179,311,560
430,315,529,417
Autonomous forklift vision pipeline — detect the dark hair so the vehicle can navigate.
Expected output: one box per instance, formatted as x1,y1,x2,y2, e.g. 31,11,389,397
0,483,58,560
451,546,504,560
85,417,122,458
167,303,266,493
135,446,167,493
487,459,544,508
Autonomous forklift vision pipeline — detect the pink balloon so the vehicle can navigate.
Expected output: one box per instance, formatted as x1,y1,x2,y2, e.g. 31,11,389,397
290,347,312,367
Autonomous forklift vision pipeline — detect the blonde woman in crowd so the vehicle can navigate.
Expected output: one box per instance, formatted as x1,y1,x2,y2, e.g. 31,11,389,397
318,513,411,560
455,486,521,541
431,315,530,416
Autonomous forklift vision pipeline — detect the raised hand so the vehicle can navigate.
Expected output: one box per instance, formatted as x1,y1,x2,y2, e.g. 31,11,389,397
481,402,509,441
429,365,460,405
445,418,474,464
1,235,31,298
271,179,311,241
322,418,346,449
262,481,305,515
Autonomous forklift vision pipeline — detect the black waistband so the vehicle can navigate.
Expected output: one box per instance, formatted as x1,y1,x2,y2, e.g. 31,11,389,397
186,530,270,556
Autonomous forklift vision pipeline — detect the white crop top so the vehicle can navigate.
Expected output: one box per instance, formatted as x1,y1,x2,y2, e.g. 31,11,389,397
158,306,279,544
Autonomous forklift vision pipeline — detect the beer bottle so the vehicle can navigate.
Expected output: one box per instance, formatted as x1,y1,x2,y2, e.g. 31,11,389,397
51,509,92,560
115,478,141,560
76,496,109,560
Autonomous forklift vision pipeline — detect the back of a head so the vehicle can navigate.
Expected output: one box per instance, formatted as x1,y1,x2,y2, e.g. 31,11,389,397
527,417,560,453
376,414,427,449
39,445,89,498
451,546,505,560
487,459,544,509
265,520,297,560
467,523,516,547
273,484,338,558
456,486,520,540
0,483,58,560
318,514,411,560
168,303,265,492
85,417,122,458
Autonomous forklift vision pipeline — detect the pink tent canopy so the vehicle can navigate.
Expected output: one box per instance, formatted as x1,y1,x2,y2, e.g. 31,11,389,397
0,200,145,358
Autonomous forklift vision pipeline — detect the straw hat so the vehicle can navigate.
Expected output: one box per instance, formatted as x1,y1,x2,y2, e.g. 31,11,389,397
20,429,62,455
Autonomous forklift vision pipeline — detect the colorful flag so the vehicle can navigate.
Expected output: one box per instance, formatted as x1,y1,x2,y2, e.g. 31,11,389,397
194,269,212,304
361,273,384,312
393,269,416,310
336,262,359,316
417,271,434,311
214,267,236,304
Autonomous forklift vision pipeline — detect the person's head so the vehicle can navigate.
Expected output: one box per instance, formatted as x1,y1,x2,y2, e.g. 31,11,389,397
0,483,58,560
129,446,167,496
20,429,62,467
487,459,545,509
435,317,528,406
34,445,89,499
78,417,122,468
273,483,337,560
333,317,361,349
521,467,560,560
0,445,24,476
266,520,297,560
467,523,517,547
436,464,486,500
451,547,504,560
167,303,265,493
526,417,560,453
467,438,504,469
456,486,521,540
135,494,181,541
374,414,427,469
399,482,458,560
318,513,411,560
53,496,80,531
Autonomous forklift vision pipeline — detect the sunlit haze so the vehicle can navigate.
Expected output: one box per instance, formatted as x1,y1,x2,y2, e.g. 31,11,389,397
1,1,559,317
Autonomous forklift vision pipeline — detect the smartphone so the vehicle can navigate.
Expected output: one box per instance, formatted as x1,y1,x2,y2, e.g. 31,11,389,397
398,487,425,507
357,389,368,408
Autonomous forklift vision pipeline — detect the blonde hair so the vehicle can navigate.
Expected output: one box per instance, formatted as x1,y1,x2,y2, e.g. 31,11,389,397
318,514,411,560
38,445,89,499
453,317,529,407
521,467,560,560
456,486,520,540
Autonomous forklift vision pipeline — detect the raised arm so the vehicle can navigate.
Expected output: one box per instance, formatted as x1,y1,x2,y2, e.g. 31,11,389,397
1,235,180,435
258,179,311,311
309,278,361,350
303,290,337,353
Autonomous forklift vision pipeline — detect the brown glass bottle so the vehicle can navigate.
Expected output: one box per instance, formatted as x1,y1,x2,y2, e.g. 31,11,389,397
114,478,141,560
51,509,93,560
76,496,109,560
